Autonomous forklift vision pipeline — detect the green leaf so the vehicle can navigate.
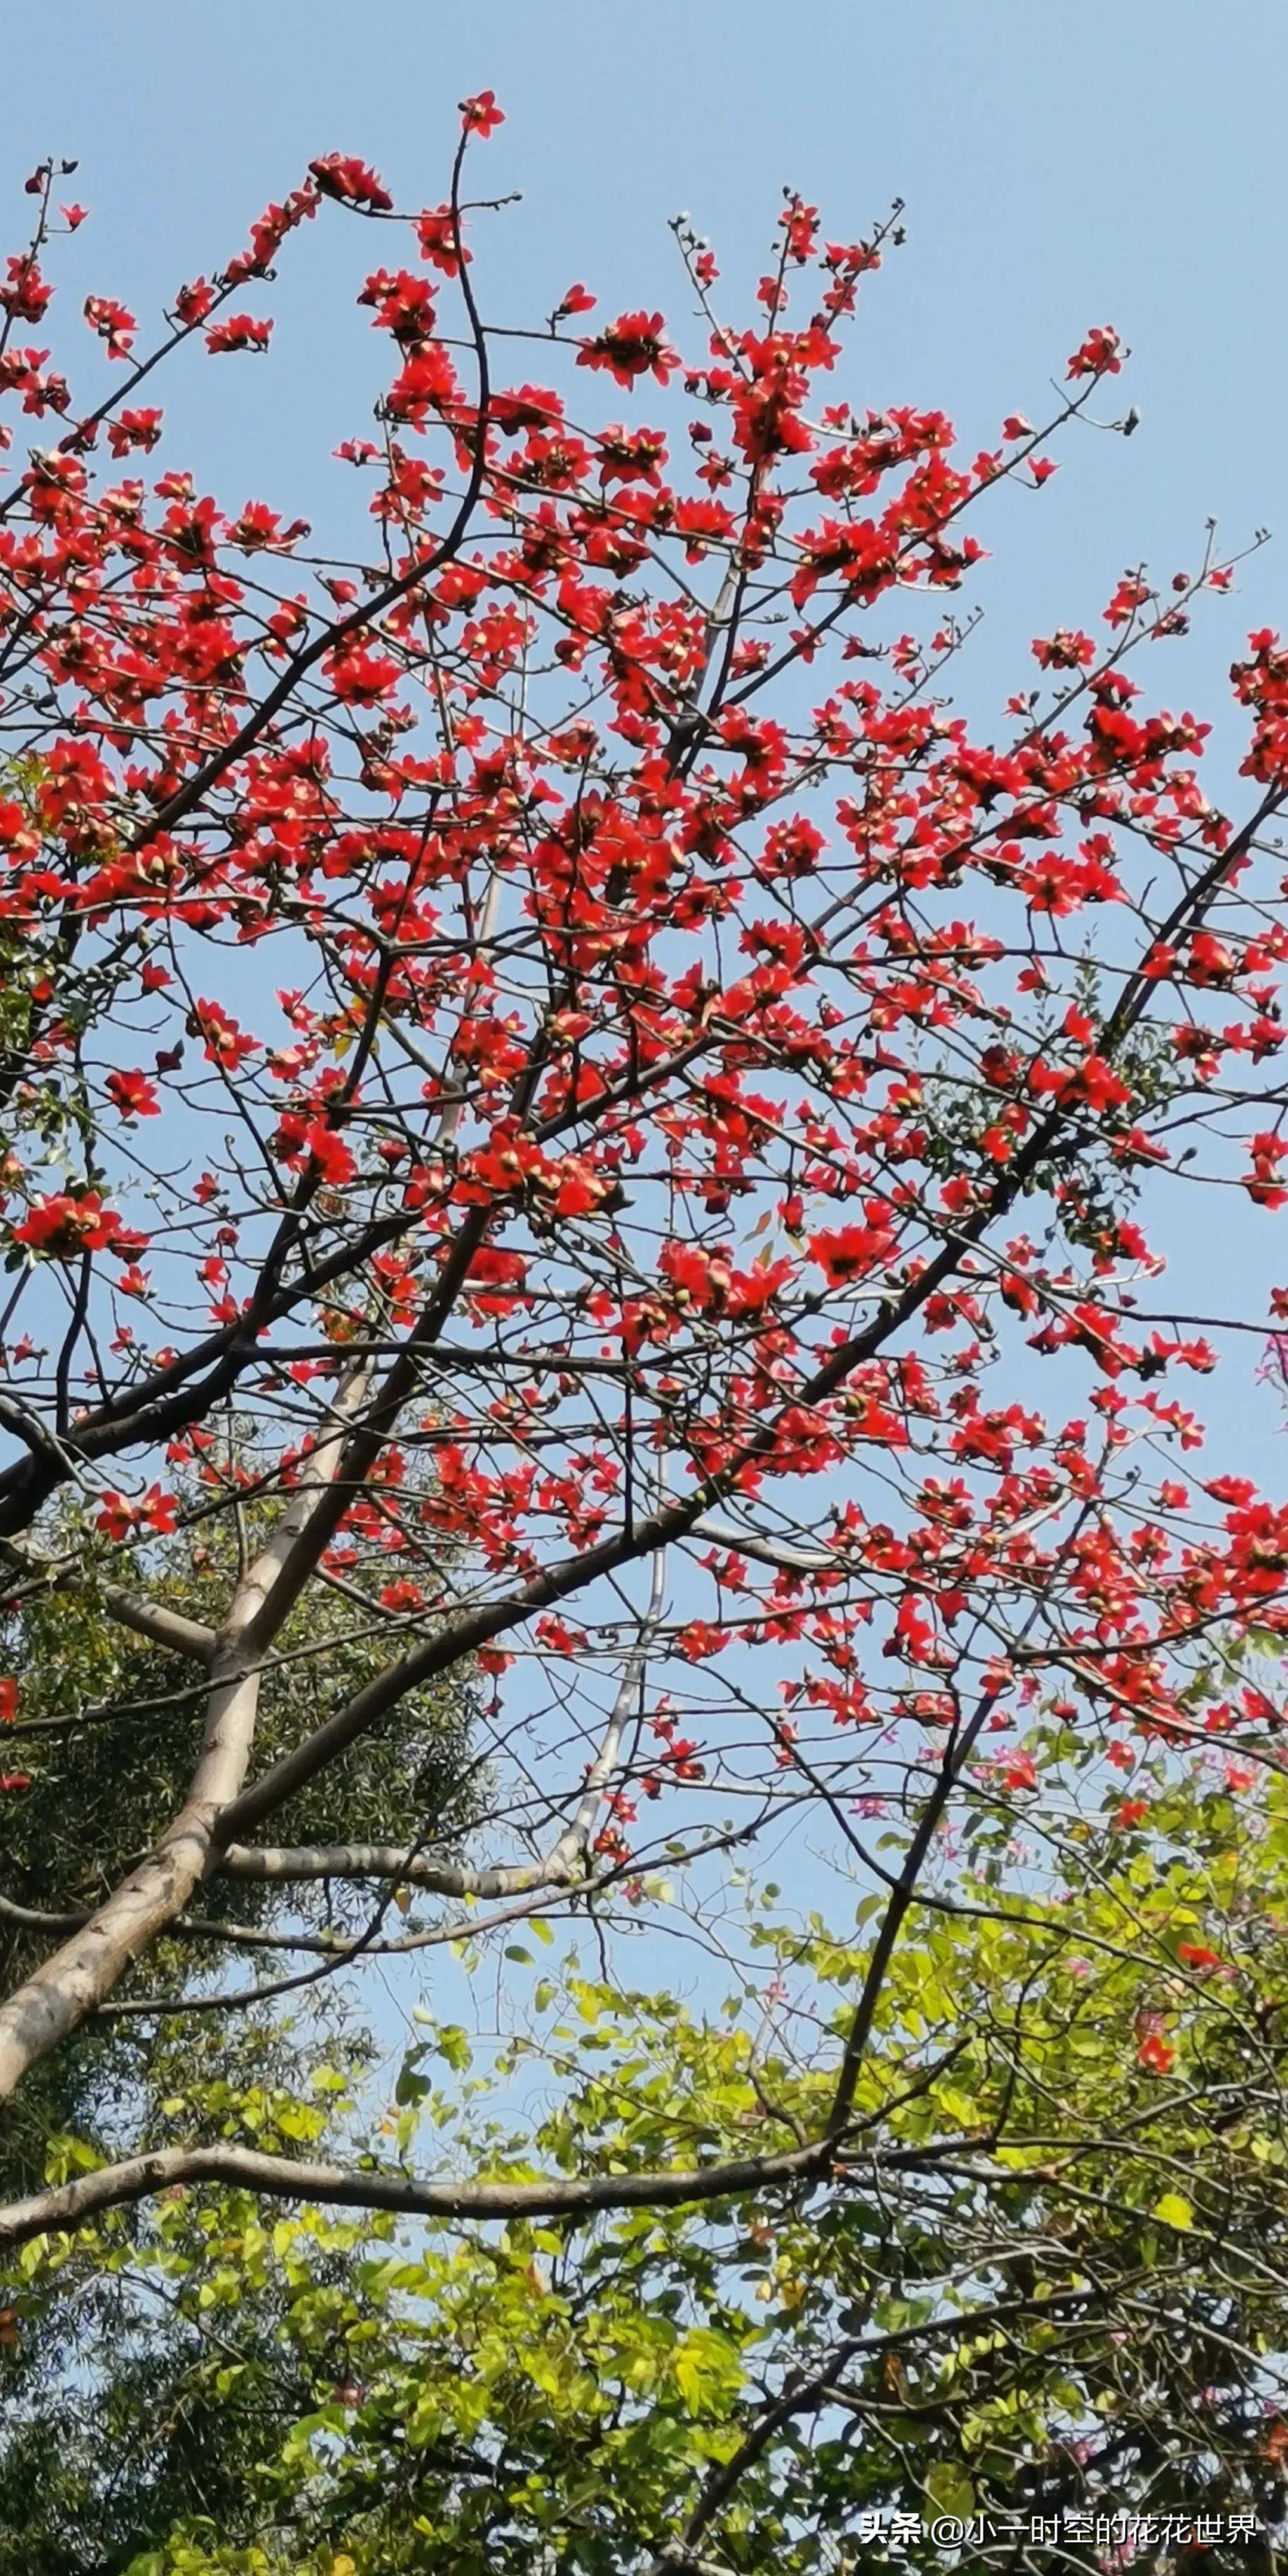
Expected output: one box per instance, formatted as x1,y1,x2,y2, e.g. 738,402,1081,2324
672,2327,745,2416
926,2464,976,2520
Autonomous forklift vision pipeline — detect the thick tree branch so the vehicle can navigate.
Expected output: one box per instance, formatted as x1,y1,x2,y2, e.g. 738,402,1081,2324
97,1585,217,1663
217,1842,568,1900
0,1368,369,2104
0,2136,820,2255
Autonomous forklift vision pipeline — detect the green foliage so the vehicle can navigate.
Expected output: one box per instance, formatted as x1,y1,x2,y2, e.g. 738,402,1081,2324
0,1501,483,2570
8,1750,1288,2573
3,1485,482,1932
0,1548,481,2202
0,2010,387,2576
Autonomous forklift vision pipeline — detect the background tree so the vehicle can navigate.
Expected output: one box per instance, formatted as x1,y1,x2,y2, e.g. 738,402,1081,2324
0,2008,382,2576
0,1494,479,2575
13,1714,1288,2574
1,93,1288,2570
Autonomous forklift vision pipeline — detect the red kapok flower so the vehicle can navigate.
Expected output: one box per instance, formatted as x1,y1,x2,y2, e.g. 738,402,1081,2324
810,1217,897,1286
1067,323,1123,380
174,277,215,327
1177,1943,1224,1974
106,1068,161,1121
460,89,504,138
1,257,52,323
205,314,273,356
1135,2008,1174,2074
107,406,163,457
309,153,393,213
83,295,136,359
192,1001,258,1071
577,311,678,392
12,1191,123,1256
999,1749,1038,1793
326,643,402,706
415,205,467,275
95,1484,179,1543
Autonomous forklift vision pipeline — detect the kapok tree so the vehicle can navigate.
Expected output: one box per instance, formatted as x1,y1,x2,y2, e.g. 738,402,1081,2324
0,95,1287,2291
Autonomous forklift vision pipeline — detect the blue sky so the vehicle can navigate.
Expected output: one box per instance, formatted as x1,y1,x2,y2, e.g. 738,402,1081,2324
8,4,1287,946
5,0,1283,652
7,0,1283,777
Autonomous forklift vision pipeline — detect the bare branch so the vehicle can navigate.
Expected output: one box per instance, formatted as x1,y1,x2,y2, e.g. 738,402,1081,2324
97,1585,217,1664
217,1842,566,1900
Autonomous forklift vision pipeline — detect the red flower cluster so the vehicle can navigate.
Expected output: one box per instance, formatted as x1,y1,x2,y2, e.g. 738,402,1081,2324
0,105,1284,1967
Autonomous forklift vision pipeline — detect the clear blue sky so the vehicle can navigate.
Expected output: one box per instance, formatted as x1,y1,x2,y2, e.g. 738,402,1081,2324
7,0,1283,737
6,0,1284,645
